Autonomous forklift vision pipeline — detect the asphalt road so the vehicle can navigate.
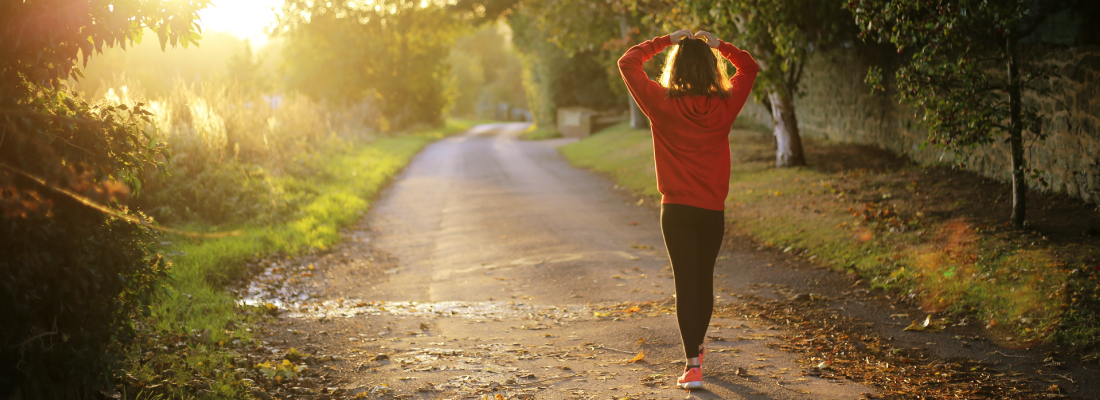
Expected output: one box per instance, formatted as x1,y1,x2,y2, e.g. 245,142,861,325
251,122,1100,399
256,123,877,399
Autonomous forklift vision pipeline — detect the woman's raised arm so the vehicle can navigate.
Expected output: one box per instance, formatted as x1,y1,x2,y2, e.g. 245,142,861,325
695,30,759,93
618,29,691,117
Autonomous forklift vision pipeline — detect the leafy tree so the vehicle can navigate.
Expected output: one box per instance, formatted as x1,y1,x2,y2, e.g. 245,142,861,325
448,23,527,119
849,0,1070,227
506,4,625,127
533,0,651,128
276,0,462,131
452,0,649,129
648,0,854,166
0,0,206,396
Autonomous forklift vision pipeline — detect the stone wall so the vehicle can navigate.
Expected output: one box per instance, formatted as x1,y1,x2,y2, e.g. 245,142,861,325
741,43,1100,204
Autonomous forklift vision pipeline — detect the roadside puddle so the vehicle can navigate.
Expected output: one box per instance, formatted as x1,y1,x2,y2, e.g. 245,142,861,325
235,251,655,321
265,298,591,320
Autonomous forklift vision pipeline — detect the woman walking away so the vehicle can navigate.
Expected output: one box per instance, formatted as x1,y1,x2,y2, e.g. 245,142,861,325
618,29,758,390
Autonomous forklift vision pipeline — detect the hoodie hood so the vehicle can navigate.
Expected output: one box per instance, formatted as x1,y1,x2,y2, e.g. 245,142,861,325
672,95,732,130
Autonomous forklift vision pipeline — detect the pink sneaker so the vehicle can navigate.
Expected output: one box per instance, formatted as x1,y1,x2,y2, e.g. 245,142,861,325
677,366,703,390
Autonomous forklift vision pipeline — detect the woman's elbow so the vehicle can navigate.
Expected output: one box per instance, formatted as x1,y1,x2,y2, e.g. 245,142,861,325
617,57,632,71
745,62,760,75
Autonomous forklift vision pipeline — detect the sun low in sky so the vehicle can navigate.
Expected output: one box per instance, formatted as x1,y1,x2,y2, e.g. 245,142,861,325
199,0,284,48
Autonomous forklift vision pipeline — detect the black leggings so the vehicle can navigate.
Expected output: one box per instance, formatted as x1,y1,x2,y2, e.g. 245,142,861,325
660,203,724,360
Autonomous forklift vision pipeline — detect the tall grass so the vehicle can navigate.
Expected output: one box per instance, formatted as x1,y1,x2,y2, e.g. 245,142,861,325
98,78,382,227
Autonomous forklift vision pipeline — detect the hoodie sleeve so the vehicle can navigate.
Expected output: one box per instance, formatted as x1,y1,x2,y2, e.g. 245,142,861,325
716,40,759,103
618,35,673,119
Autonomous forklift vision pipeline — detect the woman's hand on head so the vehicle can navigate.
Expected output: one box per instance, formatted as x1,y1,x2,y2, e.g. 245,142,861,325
669,29,693,44
693,31,720,48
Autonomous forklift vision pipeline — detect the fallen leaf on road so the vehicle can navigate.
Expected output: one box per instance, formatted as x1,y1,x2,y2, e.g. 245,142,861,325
284,347,302,362
623,351,646,364
903,315,945,332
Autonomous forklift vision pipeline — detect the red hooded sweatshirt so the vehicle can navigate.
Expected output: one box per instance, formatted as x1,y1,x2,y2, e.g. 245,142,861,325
618,35,759,211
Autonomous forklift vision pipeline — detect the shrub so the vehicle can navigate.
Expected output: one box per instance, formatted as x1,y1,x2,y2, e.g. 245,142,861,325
0,204,169,398
0,86,173,398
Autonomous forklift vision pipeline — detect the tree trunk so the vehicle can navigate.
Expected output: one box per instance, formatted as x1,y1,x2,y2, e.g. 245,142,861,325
1007,38,1026,227
628,96,649,129
768,90,806,167
620,12,649,129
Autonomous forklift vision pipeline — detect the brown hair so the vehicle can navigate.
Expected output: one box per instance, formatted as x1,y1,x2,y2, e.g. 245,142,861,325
659,38,732,98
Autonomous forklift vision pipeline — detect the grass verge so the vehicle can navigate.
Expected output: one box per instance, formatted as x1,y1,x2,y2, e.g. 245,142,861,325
560,122,1100,354
517,124,562,141
115,120,479,399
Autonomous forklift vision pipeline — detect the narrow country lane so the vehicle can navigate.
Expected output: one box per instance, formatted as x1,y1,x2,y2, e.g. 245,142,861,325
254,123,874,399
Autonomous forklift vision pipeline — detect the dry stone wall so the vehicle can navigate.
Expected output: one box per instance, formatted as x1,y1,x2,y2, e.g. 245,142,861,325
740,43,1100,204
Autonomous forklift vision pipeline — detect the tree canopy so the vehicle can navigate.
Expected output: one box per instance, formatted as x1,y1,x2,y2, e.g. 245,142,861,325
275,0,462,130
849,0,1070,226
1,0,206,395
645,0,855,166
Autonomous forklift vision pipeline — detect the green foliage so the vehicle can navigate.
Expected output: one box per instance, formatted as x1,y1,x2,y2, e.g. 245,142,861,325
0,0,208,396
97,79,360,227
448,23,528,119
0,0,208,87
648,0,854,99
276,0,463,130
140,160,290,227
849,0,1064,225
850,0,1049,151
506,3,627,127
0,210,170,397
518,125,563,140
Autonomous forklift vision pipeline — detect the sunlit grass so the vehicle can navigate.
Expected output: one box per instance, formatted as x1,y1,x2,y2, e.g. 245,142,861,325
517,124,562,140
561,121,1088,347
116,119,476,399
559,123,660,199
152,120,474,339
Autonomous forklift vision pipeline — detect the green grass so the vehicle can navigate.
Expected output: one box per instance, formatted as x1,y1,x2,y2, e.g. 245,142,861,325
559,123,660,198
120,120,478,399
561,121,1093,350
518,124,563,141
